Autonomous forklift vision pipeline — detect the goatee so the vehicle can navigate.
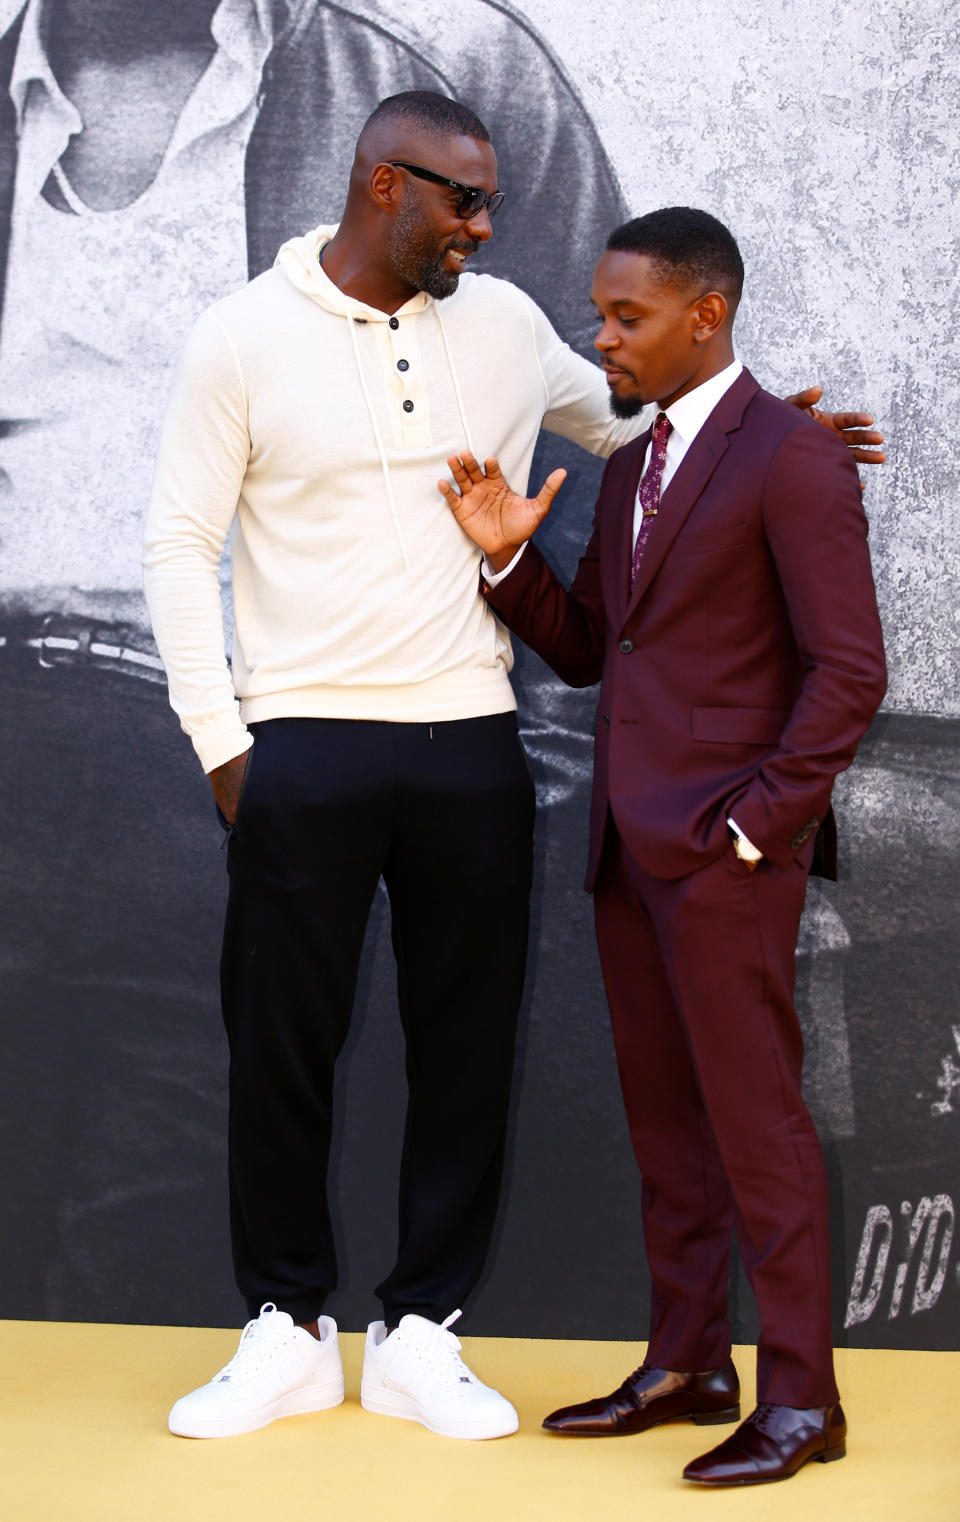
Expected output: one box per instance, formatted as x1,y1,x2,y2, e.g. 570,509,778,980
416,256,461,301
609,390,647,419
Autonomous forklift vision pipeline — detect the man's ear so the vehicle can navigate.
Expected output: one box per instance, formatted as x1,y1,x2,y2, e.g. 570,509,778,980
692,291,728,343
370,162,402,212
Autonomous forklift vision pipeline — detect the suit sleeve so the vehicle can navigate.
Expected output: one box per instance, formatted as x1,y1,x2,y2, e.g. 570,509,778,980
483,496,609,690
728,426,887,867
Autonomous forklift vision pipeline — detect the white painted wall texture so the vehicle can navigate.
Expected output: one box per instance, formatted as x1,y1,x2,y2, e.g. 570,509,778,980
520,0,959,717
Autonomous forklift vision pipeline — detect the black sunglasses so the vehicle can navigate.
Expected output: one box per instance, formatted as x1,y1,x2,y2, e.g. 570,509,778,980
389,161,504,220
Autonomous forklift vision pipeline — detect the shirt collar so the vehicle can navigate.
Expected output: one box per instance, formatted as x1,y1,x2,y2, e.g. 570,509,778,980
8,0,71,127
663,359,743,449
6,0,81,198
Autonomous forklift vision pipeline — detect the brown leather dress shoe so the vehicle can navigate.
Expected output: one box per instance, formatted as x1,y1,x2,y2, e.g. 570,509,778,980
682,1401,847,1484
542,1360,740,1435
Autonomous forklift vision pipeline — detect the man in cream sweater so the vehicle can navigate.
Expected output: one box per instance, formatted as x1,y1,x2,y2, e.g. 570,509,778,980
145,88,641,1442
144,90,882,1441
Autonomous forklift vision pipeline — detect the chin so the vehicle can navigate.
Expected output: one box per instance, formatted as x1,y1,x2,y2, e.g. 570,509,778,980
609,391,648,419
418,258,460,301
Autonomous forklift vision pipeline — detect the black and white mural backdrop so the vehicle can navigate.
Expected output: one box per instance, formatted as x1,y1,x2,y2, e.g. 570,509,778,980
0,0,956,1349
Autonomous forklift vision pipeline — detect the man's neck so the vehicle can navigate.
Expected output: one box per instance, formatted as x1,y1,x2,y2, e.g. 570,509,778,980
320,229,417,316
658,342,736,410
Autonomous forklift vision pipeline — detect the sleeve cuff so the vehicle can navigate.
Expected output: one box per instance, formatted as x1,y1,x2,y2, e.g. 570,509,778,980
195,725,253,775
482,542,528,586
726,816,763,862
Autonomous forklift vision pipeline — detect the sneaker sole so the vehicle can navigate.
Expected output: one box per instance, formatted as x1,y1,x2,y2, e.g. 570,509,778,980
360,1379,518,1440
169,1376,345,1439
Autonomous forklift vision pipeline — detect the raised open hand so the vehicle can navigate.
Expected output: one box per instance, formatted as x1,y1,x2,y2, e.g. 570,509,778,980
785,386,886,466
439,452,567,572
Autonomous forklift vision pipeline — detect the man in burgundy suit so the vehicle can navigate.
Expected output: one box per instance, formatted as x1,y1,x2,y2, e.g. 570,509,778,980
439,207,887,1486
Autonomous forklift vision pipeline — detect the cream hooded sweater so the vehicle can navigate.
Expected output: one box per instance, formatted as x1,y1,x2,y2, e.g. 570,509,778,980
143,226,637,773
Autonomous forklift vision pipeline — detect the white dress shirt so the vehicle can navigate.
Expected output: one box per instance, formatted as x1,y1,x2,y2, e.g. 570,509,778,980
631,359,743,539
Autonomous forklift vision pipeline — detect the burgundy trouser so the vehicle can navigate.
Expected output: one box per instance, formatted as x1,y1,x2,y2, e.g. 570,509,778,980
594,824,839,1408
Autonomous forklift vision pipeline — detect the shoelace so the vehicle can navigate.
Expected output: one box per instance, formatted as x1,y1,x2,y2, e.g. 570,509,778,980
214,1303,291,1385
750,1403,778,1432
401,1310,477,1391
616,1363,651,1397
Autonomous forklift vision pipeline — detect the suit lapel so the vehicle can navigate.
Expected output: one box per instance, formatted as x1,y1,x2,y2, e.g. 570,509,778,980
623,369,759,617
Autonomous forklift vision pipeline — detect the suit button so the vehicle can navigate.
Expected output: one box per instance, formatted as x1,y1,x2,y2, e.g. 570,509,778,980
618,639,633,654
389,317,400,330
402,400,414,413
602,714,610,727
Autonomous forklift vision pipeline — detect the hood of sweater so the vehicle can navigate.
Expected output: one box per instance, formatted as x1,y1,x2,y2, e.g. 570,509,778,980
275,223,433,322
273,224,476,577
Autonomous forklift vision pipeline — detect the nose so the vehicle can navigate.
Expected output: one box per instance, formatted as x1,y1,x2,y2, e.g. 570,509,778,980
594,320,618,354
463,205,493,243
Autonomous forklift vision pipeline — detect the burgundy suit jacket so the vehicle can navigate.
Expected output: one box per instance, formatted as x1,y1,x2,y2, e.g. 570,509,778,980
484,369,888,887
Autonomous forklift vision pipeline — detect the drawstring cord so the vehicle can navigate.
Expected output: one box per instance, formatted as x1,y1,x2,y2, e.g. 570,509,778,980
433,302,476,459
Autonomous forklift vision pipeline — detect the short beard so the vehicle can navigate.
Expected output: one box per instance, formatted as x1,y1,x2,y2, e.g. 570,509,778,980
388,192,460,301
608,390,647,419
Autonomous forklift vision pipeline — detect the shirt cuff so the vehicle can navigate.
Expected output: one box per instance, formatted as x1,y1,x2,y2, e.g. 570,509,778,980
195,725,253,776
482,542,528,585
726,816,763,862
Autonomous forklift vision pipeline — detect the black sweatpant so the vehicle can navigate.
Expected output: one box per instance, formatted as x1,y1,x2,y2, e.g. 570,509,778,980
220,713,535,1326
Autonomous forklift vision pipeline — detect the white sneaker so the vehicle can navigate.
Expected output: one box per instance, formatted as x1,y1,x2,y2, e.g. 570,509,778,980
360,1309,518,1440
168,1302,345,1438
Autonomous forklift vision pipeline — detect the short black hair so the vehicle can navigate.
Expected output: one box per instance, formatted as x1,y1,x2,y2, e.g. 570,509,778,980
606,207,744,304
363,91,490,145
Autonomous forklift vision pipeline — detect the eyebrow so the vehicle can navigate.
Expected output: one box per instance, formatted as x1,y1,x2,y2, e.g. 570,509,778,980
591,296,647,311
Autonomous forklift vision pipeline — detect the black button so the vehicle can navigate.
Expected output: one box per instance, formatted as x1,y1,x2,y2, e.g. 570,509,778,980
618,639,633,654
389,317,399,330
397,359,409,372
402,400,414,413
602,714,610,727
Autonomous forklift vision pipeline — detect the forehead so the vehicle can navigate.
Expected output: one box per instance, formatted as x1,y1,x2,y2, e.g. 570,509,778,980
591,249,678,307
407,132,498,191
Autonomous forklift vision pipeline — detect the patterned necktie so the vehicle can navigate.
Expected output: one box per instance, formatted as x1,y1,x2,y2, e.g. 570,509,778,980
630,411,672,588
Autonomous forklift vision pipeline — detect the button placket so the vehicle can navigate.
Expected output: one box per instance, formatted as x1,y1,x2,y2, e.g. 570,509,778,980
381,313,429,446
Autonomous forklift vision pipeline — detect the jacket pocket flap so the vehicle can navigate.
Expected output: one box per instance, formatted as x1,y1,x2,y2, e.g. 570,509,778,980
691,706,791,745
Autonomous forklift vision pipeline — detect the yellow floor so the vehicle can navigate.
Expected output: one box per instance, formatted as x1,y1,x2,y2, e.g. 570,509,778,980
0,1321,956,1522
